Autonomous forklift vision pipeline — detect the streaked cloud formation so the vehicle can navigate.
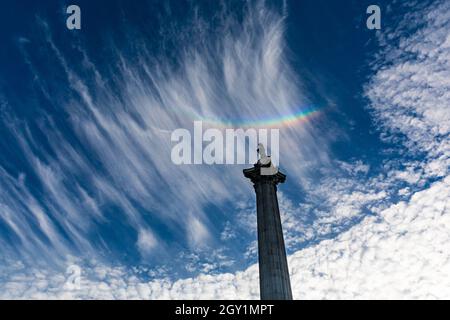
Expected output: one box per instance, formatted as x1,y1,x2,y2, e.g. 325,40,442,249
0,0,449,299
0,1,328,267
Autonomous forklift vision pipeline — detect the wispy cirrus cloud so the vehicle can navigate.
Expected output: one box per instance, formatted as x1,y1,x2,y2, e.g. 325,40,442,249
0,1,330,269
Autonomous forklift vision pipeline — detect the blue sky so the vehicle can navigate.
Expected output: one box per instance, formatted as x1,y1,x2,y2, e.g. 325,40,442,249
0,0,449,299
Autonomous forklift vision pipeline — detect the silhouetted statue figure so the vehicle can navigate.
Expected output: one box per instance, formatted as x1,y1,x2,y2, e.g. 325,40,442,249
257,143,279,176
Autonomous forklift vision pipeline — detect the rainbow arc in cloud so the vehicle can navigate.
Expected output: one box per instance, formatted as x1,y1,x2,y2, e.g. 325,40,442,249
192,106,323,129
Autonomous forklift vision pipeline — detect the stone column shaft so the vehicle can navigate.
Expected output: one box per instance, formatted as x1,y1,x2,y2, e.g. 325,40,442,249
244,167,293,300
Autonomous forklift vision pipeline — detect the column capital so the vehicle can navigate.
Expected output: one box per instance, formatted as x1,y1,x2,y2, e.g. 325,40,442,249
243,164,286,185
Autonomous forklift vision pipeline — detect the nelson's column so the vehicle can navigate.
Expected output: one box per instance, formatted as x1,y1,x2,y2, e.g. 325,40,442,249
243,144,293,300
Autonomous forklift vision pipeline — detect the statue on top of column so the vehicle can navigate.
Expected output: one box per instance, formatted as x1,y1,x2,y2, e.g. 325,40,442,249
257,143,279,176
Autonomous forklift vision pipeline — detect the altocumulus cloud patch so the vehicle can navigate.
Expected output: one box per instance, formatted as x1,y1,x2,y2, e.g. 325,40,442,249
1,176,448,299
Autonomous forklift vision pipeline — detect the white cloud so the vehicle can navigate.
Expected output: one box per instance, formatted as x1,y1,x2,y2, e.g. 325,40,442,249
0,0,330,264
366,0,450,178
1,176,448,299
292,176,450,299
137,228,158,257
186,216,211,248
